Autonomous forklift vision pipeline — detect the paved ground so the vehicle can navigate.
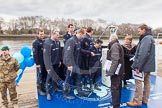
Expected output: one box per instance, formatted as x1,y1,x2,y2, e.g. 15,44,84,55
17,67,38,108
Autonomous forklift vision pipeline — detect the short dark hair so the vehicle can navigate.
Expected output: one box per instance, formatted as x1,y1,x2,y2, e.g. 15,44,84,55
95,39,103,44
86,27,93,33
139,24,148,30
37,29,44,34
68,24,73,28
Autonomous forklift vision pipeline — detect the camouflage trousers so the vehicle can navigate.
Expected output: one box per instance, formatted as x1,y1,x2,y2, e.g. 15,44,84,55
0,81,18,106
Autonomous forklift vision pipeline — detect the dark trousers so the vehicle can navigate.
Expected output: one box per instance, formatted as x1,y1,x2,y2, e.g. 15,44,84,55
90,67,101,84
45,73,52,89
111,75,122,108
91,72,99,84
45,64,60,90
65,70,71,84
65,70,81,88
80,56,90,86
36,64,47,88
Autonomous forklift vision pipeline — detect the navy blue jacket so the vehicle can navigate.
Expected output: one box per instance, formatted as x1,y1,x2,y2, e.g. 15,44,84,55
89,46,102,67
81,33,95,54
63,32,73,45
51,40,61,65
43,38,61,71
32,37,45,65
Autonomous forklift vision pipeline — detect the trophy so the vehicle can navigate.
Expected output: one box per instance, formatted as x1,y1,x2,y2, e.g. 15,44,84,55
109,25,118,36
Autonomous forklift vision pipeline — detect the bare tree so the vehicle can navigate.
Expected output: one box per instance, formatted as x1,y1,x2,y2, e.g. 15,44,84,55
0,17,4,34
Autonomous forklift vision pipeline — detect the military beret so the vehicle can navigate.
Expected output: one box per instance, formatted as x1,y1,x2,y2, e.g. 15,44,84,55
1,46,9,51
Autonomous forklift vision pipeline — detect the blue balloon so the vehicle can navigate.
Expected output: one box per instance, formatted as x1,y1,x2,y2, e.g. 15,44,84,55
20,62,26,70
24,57,35,67
12,53,24,63
20,46,31,58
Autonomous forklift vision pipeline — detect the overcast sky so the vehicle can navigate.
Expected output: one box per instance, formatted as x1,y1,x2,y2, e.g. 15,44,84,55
0,0,161,29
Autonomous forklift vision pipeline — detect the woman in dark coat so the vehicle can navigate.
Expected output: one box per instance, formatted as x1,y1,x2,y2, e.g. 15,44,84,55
122,36,137,86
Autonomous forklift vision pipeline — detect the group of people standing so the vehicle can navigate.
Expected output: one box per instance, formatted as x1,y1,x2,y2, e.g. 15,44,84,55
32,29,63,101
106,24,155,108
32,24,103,101
0,23,155,108
32,23,155,108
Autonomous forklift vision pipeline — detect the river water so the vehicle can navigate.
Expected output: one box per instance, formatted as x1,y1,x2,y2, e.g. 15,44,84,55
0,37,162,60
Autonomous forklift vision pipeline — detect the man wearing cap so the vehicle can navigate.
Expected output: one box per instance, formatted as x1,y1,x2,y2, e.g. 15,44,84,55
0,46,19,108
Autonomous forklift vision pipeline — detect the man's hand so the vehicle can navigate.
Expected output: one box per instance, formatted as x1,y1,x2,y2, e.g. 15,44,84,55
47,69,51,74
67,66,73,71
91,52,95,56
36,65,40,67
58,62,61,67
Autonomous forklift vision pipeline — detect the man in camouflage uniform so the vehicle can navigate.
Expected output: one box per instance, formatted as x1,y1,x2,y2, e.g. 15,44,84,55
0,46,19,108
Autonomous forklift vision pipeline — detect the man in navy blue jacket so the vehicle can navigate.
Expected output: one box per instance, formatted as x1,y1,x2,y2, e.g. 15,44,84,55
63,24,74,45
63,28,90,99
32,30,47,96
80,27,95,89
43,30,62,101
89,39,103,91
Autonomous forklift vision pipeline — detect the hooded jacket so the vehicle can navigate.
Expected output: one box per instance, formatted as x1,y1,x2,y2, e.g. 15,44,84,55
132,28,155,72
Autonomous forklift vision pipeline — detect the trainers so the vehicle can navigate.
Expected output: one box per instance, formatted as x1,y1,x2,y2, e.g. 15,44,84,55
127,101,142,106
